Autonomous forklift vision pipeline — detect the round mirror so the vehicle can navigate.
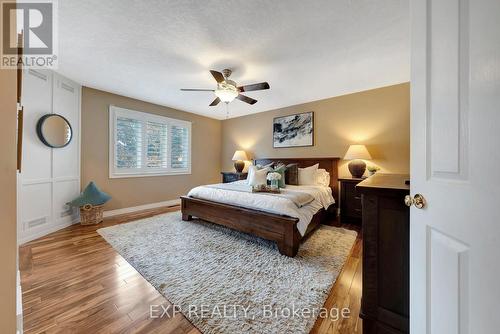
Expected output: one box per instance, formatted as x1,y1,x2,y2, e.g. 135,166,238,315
36,114,73,148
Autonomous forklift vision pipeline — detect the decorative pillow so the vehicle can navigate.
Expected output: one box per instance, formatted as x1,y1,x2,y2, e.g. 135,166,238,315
315,168,331,187
256,162,274,169
283,163,299,185
247,166,272,186
274,162,285,172
67,181,111,207
298,163,319,185
270,165,287,188
247,163,272,182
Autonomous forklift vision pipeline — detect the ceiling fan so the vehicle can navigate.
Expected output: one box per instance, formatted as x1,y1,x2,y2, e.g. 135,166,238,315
181,69,270,106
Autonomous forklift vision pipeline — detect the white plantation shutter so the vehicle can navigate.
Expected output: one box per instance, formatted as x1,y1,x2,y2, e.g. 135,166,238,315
109,106,191,177
146,121,168,168
116,117,143,169
170,124,190,170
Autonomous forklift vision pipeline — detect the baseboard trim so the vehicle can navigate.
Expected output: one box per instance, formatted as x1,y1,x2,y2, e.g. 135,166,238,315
18,200,180,244
103,199,181,218
17,270,23,334
19,218,79,245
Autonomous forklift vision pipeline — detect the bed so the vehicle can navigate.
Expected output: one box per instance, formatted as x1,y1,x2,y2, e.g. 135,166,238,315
180,158,339,257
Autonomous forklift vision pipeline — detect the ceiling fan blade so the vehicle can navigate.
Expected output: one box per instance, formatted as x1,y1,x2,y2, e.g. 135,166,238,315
209,97,221,106
236,94,257,105
180,88,214,91
210,70,225,83
238,82,270,92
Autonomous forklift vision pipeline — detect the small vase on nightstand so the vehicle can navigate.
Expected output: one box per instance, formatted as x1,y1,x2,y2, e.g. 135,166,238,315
367,165,380,177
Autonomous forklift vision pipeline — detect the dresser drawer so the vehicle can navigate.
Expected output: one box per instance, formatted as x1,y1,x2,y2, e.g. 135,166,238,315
344,182,361,199
340,178,364,223
224,174,239,183
221,172,248,183
344,206,362,218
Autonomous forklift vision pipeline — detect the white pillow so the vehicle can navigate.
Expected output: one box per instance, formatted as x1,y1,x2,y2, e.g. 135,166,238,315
247,166,271,186
315,169,330,187
247,165,268,183
298,163,319,185
247,165,258,183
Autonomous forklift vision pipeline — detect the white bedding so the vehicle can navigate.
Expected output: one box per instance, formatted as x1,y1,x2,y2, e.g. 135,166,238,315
187,180,335,236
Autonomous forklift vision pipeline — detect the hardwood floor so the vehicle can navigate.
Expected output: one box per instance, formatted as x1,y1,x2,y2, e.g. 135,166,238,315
19,206,362,334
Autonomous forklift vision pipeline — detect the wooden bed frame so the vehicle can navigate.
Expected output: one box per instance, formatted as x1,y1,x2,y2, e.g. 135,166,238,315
180,157,340,257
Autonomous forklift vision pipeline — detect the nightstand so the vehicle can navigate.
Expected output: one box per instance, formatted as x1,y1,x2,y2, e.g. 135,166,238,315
339,177,365,224
221,172,247,183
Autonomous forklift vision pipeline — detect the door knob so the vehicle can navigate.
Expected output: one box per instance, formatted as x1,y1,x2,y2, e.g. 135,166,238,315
404,194,426,209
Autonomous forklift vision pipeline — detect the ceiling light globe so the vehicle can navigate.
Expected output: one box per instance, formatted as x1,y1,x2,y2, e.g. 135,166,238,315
214,82,239,103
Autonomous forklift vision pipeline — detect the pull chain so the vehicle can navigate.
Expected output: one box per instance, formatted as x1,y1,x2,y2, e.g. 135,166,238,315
225,102,229,119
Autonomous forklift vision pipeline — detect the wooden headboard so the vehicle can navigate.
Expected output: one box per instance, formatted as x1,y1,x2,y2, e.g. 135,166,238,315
253,157,340,202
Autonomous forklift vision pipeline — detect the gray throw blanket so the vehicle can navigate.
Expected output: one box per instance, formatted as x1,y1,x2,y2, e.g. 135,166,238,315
205,183,314,208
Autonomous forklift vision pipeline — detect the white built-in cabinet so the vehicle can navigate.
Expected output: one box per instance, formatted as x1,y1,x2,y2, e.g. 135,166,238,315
17,69,81,244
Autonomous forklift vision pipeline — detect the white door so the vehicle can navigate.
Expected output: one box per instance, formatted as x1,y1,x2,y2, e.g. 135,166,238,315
410,0,500,333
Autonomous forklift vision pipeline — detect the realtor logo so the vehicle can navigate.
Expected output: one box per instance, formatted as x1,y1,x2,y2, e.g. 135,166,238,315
1,0,58,68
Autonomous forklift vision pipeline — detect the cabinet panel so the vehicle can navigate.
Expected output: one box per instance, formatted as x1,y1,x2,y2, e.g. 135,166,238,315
21,69,52,181
18,70,81,244
53,179,80,225
53,75,80,179
378,200,409,316
358,174,410,334
19,182,52,233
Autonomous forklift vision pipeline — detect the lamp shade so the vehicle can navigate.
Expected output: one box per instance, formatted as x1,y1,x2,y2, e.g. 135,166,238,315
344,144,372,160
232,150,248,161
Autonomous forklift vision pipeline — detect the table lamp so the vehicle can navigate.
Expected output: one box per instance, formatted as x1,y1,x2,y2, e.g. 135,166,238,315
344,144,372,178
232,150,248,173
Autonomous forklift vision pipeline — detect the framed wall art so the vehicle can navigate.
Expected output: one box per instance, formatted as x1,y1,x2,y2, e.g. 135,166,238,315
273,111,314,148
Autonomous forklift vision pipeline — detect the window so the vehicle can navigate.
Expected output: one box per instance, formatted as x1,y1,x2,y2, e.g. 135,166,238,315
109,106,191,178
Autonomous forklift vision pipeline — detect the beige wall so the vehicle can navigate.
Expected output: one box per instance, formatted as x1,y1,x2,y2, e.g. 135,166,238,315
221,83,410,177
82,83,408,210
81,87,222,211
0,49,18,332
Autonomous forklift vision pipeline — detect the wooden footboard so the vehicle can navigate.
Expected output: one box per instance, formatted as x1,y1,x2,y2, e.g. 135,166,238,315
180,196,302,257
181,157,339,257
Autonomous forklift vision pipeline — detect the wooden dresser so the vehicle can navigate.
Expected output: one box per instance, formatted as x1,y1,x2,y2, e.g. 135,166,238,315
357,174,410,334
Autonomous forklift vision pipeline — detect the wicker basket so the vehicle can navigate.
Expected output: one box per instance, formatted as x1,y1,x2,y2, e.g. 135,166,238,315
80,204,104,225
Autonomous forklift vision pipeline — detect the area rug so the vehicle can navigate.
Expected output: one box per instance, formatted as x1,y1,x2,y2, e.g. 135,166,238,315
97,211,357,334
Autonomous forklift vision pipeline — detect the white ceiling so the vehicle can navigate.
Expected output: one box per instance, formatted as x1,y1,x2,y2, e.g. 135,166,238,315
57,0,409,120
